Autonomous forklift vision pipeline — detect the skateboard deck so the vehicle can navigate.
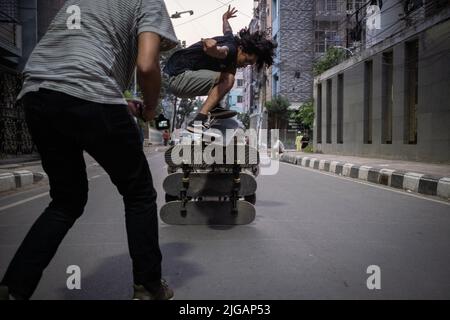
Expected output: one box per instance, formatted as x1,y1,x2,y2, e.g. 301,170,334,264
160,200,256,225
163,172,257,197
164,144,259,168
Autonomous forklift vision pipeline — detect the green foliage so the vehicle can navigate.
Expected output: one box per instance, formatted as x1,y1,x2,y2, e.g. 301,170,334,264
302,144,314,153
313,47,346,76
265,95,290,115
123,90,133,99
265,95,290,129
237,112,250,129
291,100,314,131
176,98,202,129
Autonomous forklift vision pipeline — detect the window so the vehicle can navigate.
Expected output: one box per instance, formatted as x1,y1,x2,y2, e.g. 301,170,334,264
237,79,243,87
272,0,278,21
317,83,323,143
317,0,339,12
405,40,418,144
364,60,373,144
315,31,326,53
326,79,332,144
314,21,343,53
337,74,344,144
347,0,365,11
382,51,393,144
327,0,337,11
237,96,243,103
273,74,279,96
316,0,326,12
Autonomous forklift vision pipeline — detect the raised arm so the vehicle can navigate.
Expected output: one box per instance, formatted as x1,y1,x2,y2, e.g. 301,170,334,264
222,5,237,35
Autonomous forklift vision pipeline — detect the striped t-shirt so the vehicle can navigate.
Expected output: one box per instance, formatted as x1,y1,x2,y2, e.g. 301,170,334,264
17,0,178,105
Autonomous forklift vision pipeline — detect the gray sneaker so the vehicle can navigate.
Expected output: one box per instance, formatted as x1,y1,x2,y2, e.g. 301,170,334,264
187,119,210,134
132,279,174,300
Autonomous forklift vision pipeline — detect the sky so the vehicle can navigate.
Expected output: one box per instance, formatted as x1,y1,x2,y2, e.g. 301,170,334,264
164,0,254,46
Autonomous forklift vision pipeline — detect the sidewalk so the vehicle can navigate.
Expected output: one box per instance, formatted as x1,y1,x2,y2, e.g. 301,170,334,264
0,158,47,193
0,144,165,194
280,151,450,201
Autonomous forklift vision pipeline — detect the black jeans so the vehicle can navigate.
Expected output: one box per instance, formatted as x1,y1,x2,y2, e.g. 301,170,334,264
1,89,161,299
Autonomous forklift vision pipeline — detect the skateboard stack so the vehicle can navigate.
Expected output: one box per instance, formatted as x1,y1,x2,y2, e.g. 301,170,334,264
161,143,260,225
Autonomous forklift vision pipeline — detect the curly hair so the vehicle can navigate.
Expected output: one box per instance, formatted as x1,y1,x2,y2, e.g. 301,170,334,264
235,28,278,70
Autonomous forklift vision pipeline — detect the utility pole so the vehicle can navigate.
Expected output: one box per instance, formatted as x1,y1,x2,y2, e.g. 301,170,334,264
170,96,178,134
257,0,268,146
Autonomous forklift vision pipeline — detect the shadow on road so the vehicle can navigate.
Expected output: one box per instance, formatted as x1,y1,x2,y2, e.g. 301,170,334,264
58,242,202,300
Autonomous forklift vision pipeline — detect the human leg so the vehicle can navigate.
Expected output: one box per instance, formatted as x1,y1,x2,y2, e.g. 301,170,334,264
1,91,89,299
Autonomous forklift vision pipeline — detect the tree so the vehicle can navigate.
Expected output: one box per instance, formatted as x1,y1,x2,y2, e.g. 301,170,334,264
176,98,200,129
291,100,314,134
313,47,346,76
237,112,250,129
265,95,290,129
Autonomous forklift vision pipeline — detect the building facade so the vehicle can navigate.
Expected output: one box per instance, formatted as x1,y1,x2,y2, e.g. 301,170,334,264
314,0,450,162
228,69,245,113
244,0,350,148
270,0,314,108
1,0,66,158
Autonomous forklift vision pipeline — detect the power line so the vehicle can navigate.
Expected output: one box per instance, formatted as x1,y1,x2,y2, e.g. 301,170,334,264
363,1,430,48
337,0,402,31
335,0,374,30
175,0,235,27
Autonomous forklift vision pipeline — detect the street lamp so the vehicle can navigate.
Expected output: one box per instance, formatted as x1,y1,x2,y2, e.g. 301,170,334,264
333,45,354,56
171,10,193,19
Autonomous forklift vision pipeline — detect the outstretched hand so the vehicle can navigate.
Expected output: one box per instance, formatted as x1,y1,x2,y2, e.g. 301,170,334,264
223,5,237,20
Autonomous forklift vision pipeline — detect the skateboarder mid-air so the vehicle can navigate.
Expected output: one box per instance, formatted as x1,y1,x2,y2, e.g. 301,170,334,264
164,6,277,134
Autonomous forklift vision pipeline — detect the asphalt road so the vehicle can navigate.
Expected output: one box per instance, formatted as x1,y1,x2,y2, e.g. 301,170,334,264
0,148,449,299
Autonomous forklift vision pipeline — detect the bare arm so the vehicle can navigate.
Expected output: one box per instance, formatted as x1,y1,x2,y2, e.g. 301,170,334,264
135,32,161,121
222,5,237,35
202,38,229,59
222,18,233,35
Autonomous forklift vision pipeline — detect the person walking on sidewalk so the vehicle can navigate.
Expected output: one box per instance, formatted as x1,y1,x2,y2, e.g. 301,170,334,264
164,6,277,134
162,130,170,146
0,0,178,300
295,131,304,152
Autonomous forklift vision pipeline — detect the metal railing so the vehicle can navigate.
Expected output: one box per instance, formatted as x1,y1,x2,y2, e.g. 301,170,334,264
0,72,35,157
0,10,21,52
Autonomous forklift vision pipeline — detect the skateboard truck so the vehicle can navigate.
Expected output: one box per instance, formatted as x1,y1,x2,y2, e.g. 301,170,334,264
180,163,191,217
230,165,241,215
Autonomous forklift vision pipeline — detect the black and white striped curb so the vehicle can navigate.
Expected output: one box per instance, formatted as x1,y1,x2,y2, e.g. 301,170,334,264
0,171,48,193
280,154,450,201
